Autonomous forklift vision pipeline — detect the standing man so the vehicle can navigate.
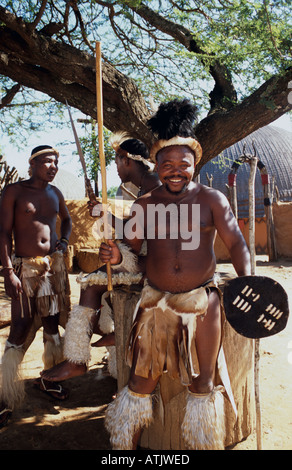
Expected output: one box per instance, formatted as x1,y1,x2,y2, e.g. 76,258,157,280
100,100,251,450
0,145,72,427
41,134,160,383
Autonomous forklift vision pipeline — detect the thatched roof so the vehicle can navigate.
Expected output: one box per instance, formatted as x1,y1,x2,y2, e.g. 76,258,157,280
16,168,86,200
52,169,85,199
200,125,292,218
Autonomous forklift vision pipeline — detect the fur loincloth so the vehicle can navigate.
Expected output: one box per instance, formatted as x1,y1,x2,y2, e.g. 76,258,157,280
126,281,218,387
126,280,237,416
13,251,71,318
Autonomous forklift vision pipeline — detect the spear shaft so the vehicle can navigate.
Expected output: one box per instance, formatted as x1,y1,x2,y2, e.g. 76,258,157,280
96,41,113,294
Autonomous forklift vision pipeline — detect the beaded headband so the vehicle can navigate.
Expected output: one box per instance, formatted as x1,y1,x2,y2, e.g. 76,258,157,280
29,148,59,163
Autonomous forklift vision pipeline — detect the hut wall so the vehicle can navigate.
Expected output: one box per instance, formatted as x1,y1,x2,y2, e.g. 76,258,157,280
273,202,292,258
215,202,292,261
57,199,99,253
215,217,267,261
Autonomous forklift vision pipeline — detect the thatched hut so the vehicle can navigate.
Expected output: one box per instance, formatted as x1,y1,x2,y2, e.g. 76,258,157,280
200,125,292,260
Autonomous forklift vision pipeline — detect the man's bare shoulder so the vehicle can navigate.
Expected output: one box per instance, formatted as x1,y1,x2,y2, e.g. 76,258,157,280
1,180,27,198
49,183,65,200
197,183,229,205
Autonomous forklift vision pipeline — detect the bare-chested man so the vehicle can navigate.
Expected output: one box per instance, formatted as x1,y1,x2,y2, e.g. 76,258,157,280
0,145,72,427
99,100,251,450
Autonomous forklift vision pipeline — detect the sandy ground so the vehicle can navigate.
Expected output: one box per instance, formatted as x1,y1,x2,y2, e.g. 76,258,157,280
0,255,291,453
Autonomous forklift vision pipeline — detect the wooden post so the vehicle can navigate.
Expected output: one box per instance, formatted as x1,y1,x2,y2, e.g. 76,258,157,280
248,155,262,450
262,169,277,261
228,161,240,219
248,156,257,273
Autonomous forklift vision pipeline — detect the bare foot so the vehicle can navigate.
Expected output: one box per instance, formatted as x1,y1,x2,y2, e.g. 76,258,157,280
91,332,115,348
41,360,87,382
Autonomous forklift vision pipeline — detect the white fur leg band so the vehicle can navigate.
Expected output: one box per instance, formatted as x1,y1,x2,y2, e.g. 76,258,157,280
0,344,25,409
182,386,225,450
104,386,153,450
42,332,64,370
63,305,96,365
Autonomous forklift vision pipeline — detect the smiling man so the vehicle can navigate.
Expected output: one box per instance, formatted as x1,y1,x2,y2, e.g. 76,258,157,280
0,145,72,427
99,100,251,450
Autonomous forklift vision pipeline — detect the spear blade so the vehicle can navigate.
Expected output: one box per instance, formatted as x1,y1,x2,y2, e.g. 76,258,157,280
66,100,96,202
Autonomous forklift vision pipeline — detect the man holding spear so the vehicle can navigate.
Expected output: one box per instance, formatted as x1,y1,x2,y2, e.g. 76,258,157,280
100,98,252,450
41,43,159,383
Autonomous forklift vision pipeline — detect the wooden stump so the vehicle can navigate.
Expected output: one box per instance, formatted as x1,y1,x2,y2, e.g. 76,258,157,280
112,287,141,389
112,288,255,450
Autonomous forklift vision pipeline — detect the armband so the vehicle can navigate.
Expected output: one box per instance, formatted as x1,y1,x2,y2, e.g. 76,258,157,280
111,242,139,273
1,266,14,274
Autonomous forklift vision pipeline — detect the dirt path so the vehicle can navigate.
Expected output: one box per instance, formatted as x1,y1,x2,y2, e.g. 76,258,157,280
0,256,291,451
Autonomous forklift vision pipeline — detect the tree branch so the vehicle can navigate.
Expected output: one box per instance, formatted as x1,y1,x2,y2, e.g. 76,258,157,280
0,12,152,142
195,66,292,172
69,0,95,53
0,83,21,109
263,0,284,59
30,0,48,31
123,0,237,110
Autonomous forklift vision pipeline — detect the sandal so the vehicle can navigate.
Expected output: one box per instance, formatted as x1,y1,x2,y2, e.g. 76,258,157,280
34,377,69,400
0,405,12,428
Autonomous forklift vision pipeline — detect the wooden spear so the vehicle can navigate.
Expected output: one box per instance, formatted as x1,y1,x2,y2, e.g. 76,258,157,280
95,41,113,294
248,152,262,450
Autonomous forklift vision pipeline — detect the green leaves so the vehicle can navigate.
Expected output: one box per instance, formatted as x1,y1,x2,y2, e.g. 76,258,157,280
0,0,291,171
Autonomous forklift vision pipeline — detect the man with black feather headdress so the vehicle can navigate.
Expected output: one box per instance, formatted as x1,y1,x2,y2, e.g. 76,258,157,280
99,99,251,450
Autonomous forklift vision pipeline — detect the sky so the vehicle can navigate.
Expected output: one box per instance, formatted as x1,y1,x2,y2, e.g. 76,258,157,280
1,112,291,194
1,115,121,190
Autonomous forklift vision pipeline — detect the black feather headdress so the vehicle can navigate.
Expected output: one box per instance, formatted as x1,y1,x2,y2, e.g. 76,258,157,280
147,99,202,164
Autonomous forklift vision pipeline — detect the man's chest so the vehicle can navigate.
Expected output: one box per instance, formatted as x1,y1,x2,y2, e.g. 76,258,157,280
16,193,59,219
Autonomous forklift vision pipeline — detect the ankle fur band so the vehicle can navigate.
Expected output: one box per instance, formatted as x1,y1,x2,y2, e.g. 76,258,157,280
182,386,225,450
104,386,153,449
42,332,64,370
0,345,25,409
